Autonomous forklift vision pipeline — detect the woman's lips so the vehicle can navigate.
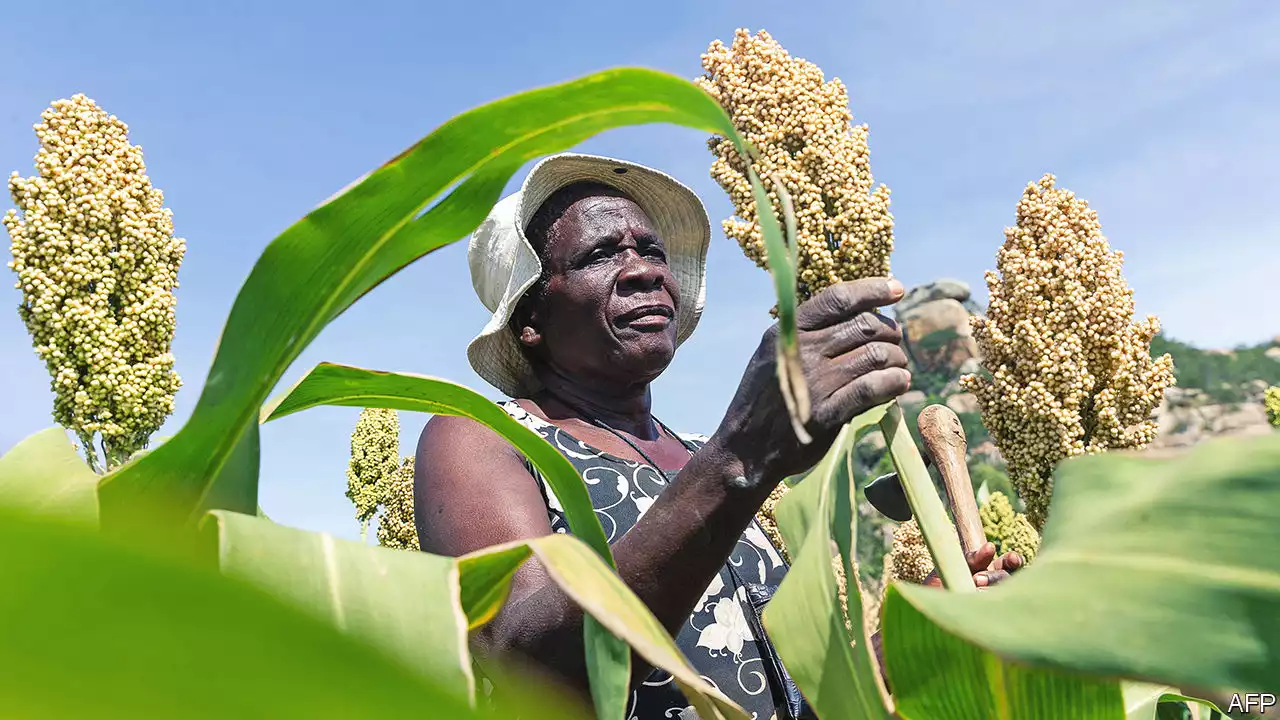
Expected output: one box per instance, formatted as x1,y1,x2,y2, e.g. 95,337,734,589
616,305,674,330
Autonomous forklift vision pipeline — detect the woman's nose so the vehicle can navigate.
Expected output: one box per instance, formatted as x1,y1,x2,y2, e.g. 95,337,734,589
617,250,665,290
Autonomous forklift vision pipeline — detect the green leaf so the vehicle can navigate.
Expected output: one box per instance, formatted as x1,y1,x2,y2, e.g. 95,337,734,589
0,506,482,718
200,510,475,703
0,426,98,525
764,406,893,719
892,432,1280,695
261,362,611,564
198,420,261,519
458,542,531,631
438,536,751,719
748,170,809,442
881,585,1123,719
96,67,758,532
516,534,750,720
260,362,631,718
882,401,973,591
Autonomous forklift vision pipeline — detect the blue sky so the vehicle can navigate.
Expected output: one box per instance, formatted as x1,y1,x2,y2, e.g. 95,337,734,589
3,1,1278,541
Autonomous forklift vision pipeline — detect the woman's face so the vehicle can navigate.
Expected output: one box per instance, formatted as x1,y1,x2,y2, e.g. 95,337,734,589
518,187,682,389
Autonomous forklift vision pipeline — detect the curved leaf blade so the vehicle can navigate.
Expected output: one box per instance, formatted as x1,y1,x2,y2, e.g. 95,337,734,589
893,432,1280,695
882,401,973,591
0,507,479,718
0,427,98,525
261,362,611,564
458,543,532,631
201,511,474,703
882,584,1122,719
96,67,756,532
518,534,750,720
764,407,893,719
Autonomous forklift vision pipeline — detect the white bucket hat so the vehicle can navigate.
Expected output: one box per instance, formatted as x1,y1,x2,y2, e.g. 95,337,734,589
466,153,712,398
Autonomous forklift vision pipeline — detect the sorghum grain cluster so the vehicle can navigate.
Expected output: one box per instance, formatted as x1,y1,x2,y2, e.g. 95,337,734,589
6,94,185,470
961,174,1175,529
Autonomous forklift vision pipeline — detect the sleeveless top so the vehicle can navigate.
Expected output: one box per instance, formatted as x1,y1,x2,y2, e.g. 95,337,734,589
499,401,791,720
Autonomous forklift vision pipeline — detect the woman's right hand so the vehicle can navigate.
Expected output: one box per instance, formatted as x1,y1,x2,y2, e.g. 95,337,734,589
708,277,912,487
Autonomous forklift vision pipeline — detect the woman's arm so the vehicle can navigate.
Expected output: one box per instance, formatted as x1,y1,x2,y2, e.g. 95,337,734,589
416,278,912,697
414,412,787,693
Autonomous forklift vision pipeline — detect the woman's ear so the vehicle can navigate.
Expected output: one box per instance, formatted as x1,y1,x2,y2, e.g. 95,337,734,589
510,298,543,350
518,324,542,349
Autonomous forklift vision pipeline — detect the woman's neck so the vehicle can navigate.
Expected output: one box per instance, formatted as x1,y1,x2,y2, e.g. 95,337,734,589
534,369,657,440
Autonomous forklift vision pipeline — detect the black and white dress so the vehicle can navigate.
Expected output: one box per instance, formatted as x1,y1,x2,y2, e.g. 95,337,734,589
499,400,791,720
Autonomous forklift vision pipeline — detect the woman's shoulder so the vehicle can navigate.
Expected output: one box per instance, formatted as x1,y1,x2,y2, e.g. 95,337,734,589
417,408,528,462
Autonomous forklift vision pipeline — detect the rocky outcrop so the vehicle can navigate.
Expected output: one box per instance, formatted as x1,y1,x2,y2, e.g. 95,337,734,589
945,392,981,415
899,298,980,374
1150,383,1274,449
895,278,973,317
899,390,927,408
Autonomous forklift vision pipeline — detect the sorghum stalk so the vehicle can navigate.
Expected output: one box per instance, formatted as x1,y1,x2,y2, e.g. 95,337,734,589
5,94,186,472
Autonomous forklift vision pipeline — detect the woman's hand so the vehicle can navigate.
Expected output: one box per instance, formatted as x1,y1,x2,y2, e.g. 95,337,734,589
924,542,1025,589
708,277,912,486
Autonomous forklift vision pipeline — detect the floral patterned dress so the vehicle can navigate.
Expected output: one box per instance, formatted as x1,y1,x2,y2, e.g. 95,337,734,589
499,401,791,720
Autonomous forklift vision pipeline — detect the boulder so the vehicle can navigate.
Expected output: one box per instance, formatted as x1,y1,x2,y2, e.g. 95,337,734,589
1151,393,1274,449
899,390,927,407
1265,346,1280,362
857,429,886,453
969,440,1003,465
895,279,972,319
900,298,980,374
945,392,981,415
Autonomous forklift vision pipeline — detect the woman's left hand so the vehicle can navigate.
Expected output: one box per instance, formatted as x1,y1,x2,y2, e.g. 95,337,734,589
924,542,1024,589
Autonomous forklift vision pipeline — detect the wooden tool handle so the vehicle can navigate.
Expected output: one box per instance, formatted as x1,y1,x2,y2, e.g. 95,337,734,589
917,404,987,557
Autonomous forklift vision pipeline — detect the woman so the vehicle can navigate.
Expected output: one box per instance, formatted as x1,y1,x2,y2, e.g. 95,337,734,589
414,153,1021,718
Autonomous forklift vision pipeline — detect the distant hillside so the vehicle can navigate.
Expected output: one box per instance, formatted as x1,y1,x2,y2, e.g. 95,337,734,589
1150,334,1280,404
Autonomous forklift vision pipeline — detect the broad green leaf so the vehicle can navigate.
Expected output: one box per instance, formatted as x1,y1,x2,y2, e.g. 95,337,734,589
201,511,474,704
882,401,973,591
881,584,1123,719
96,67,764,532
261,362,630,718
198,420,261,519
261,362,611,563
892,432,1280,695
0,426,98,525
452,536,749,719
459,542,531,630
518,533,750,720
765,407,893,719
0,507,481,718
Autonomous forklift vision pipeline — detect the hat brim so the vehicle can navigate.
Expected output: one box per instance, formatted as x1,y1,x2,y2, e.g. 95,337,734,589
466,153,711,399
